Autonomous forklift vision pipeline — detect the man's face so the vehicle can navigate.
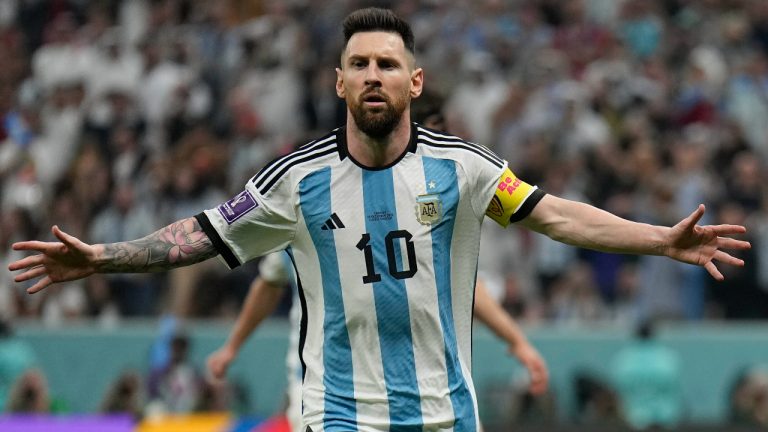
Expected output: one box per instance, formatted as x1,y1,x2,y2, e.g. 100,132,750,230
337,31,423,138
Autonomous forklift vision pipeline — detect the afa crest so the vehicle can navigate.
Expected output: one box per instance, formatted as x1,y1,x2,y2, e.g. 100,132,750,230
416,194,442,225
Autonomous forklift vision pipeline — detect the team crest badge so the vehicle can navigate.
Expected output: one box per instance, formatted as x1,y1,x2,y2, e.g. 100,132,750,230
416,194,442,225
487,195,504,218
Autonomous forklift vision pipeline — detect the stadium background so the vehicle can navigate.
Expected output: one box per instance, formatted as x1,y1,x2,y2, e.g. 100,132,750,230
0,0,767,430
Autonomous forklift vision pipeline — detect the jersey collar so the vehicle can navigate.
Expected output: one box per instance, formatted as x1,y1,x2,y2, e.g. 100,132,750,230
336,123,419,171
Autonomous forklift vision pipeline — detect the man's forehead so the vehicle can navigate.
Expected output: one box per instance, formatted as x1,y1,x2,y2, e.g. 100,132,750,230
344,31,407,57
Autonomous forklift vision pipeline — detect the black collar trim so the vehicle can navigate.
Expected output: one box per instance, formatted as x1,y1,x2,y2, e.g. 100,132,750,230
336,123,418,171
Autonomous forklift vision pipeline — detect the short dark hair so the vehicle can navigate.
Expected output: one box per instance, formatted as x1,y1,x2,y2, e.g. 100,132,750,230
342,7,415,54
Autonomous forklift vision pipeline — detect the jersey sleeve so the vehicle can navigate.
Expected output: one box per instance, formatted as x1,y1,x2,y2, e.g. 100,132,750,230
484,167,545,227
195,180,297,269
258,251,291,286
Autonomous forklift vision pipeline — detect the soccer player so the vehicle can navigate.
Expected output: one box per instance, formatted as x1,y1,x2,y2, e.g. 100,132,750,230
206,91,549,432
207,251,305,431
9,7,750,432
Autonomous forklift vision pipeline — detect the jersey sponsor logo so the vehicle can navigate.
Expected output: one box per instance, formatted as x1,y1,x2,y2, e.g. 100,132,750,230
416,193,442,225
320,212,346,230
218,190,258,224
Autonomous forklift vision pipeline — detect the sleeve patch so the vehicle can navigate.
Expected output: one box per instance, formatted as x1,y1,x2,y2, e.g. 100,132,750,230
217,190,258,224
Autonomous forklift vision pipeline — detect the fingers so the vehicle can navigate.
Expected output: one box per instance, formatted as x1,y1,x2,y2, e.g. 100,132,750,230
713,250,744,267
206,353,229,380
526,359,549,395
11,240,59,253
682,204,706,229
8,254,46,272
208,361,224,379
710,224,747,236
704,261,723,281
52,225,81,250
718,237,751,251
14,266,48,283
27,276,53,294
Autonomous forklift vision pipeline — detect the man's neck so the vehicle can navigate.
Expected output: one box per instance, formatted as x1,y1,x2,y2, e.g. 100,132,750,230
346,115,411,168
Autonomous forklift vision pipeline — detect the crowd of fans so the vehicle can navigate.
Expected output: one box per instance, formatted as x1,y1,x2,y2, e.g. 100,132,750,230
0,0,767,327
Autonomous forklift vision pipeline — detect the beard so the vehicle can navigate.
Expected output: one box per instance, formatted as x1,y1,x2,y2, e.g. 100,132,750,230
348,88,409,138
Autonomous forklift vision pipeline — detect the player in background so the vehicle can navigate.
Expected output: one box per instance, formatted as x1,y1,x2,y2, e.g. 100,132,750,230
207,251,304,431
411,89,548,395
9,8,750,431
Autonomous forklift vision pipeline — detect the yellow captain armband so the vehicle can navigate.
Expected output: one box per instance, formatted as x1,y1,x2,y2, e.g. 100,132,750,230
485,167,536,227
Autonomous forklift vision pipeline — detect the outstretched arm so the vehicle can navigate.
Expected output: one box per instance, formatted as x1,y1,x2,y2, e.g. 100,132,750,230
519,195,750,280
9,217,218,293
207,276,285,380
474,280,548,395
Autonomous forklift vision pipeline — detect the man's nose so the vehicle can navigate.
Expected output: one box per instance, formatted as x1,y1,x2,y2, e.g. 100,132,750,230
364,64,382,86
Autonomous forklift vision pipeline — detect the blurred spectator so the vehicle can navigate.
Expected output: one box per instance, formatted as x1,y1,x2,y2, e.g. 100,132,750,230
101,370,144,420
85,29,143,131
729,365,768,428
0,319,36,409
147,333,203,414
706,201,764,319
31,12,95,94
6,368,50,413
549,262,609,324
636,125,717,320
610,321,683,430
0,208,36,318
530,164,584,303
573,371,622,427
481,372,558,429
618,0,663,60
550,0,613,77
445,50,509,145
88,182,159,317
725,49,768,162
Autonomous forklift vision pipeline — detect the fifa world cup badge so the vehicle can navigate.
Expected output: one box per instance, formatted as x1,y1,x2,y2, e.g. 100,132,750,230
416,194,442,225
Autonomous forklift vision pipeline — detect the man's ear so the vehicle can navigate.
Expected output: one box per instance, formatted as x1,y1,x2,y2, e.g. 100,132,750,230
336,67,345,98
410,67,424,98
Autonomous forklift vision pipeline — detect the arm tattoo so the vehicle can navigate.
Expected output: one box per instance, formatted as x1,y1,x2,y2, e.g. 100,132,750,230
99,217,218,273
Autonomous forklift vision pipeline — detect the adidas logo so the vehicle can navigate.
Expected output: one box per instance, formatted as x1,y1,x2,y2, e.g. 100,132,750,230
321,213,345,230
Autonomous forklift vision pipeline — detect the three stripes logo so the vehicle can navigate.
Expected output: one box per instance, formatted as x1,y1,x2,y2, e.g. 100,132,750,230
320,213,345,231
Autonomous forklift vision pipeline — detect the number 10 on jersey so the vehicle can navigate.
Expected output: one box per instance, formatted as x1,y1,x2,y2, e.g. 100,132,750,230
355,230,418,284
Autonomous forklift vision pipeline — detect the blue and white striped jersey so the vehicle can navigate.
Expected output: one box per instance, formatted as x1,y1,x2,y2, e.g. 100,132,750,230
197,124,542,432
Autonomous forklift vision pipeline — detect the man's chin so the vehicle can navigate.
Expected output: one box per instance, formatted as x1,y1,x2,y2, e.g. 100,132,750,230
359,117,401,138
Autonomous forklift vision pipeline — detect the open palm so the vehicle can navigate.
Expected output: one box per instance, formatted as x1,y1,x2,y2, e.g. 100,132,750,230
8,226,97,293
665,205,750,280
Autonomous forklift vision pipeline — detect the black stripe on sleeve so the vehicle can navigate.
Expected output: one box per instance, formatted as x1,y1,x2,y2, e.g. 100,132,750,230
417,127,504,166
194,212,241,269
259,146,338,195
509,188,547,223
419,141,504,169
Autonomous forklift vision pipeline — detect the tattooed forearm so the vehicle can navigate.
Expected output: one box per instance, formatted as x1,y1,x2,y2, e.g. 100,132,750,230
97,217,218,273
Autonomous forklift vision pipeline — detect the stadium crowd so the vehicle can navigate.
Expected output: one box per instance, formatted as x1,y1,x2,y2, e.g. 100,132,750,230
0,0,767,327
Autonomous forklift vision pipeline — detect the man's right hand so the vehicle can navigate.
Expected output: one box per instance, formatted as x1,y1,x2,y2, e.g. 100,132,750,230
8,225,98,294
207,345,237,380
